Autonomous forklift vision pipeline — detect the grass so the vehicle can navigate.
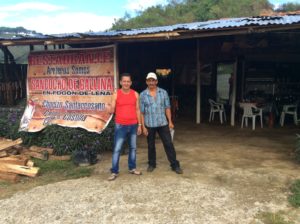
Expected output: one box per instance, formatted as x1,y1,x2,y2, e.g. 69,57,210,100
257,212,294,224
288,179,300,208
33,159,94,178
0,159,94,199
0,181,12,188
255,179,300,224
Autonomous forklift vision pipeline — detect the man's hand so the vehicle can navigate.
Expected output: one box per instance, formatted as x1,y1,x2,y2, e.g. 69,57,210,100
142,126,148,136
137,126,142,135
105,103,114,114
169,121,174,129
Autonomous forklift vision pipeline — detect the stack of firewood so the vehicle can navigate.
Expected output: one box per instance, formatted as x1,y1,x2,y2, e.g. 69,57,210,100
0,138,71,183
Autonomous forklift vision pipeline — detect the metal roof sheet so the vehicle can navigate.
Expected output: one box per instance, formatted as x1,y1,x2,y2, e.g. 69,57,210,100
1,14,300,40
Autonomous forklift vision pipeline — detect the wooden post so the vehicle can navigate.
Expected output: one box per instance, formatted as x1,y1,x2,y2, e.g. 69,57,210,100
230,59,238,126
241,59,245,100
114,44,119,91
0,46,9,83
196,39,201,124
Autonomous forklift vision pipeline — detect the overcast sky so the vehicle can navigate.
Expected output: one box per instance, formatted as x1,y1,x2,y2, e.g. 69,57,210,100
0,0,298,34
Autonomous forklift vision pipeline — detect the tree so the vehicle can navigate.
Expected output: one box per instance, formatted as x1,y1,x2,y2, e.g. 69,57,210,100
275,3,300,12
110,0,273,30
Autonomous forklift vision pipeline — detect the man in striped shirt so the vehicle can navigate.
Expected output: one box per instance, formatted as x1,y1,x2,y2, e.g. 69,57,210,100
140,72,183,174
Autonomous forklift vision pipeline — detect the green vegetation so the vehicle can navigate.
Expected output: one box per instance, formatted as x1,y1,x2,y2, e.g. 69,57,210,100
0,26,37,35
257,211,294,224
20,123,114,155
111,0,300,30
33,158,94,178
275,3,300,12
111,0,273,30
288,179,300,208
0,110,24,140
0,107,114,156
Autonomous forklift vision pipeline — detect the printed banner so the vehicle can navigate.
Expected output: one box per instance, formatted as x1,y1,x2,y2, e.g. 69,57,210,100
19,45,116,133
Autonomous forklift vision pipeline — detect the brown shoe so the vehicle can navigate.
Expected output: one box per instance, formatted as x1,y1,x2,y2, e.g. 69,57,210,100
129,169,142,175
108,173,118,181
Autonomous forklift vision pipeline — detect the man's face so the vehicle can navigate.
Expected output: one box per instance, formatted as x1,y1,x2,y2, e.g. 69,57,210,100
120,76,132,90
146,78,158,88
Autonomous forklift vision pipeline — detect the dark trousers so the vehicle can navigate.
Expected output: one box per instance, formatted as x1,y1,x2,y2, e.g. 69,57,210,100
146,125,180,169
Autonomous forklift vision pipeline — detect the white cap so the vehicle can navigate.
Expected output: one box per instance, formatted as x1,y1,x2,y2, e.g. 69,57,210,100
146,72,157,80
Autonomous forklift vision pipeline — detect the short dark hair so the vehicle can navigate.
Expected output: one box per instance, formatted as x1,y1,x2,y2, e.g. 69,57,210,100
120,73,132,81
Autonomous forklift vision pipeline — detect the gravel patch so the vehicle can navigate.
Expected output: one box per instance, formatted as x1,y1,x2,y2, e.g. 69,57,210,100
0,175,287,224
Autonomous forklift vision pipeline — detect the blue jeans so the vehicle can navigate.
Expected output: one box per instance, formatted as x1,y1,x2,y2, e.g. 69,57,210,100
111,123,138,174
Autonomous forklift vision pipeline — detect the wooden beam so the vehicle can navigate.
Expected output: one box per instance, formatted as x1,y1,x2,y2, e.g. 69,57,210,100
22,149,49,161
29,146,54,155
0,155,28,166
1,24,300,47
0,151,8,158
26,160,34,167
48,155,71,161
0,138,22,152
0,164,39,177
0,172,20,183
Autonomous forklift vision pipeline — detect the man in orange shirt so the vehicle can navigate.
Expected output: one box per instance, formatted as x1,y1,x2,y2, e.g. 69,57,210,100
108,73,142,181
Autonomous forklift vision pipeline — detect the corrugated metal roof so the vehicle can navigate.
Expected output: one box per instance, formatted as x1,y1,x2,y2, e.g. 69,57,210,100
1,14,300,40
101,14,300,36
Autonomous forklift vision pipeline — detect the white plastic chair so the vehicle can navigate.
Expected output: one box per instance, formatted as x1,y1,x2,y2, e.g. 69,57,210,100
208,99,226,124
240,103,263,130
280,104,298,127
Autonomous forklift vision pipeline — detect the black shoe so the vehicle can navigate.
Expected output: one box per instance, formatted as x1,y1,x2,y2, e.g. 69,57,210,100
173,167,183,174
147,166,155,172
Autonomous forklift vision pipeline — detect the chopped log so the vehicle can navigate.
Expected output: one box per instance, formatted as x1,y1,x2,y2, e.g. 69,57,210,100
7,148,18,155
0,171,20,183
13,144,23,150
0,164,39,177
0,151,8,158
49,155,71,161
22,148,49,160
0,155,28,166
26,160,34,167
29,146,54,155
12,144,24,153
0,138,22,152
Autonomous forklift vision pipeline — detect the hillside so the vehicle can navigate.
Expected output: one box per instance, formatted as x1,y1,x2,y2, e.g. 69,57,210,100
0,26,39,38
0,27,44,64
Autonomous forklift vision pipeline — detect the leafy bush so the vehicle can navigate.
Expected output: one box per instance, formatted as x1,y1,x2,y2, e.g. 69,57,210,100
0,110,23,140
20,123,114,155
288,179,300,208
0,109,114,155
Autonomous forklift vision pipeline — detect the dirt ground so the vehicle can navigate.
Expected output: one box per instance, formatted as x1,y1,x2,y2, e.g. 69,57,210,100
1,119,300,223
